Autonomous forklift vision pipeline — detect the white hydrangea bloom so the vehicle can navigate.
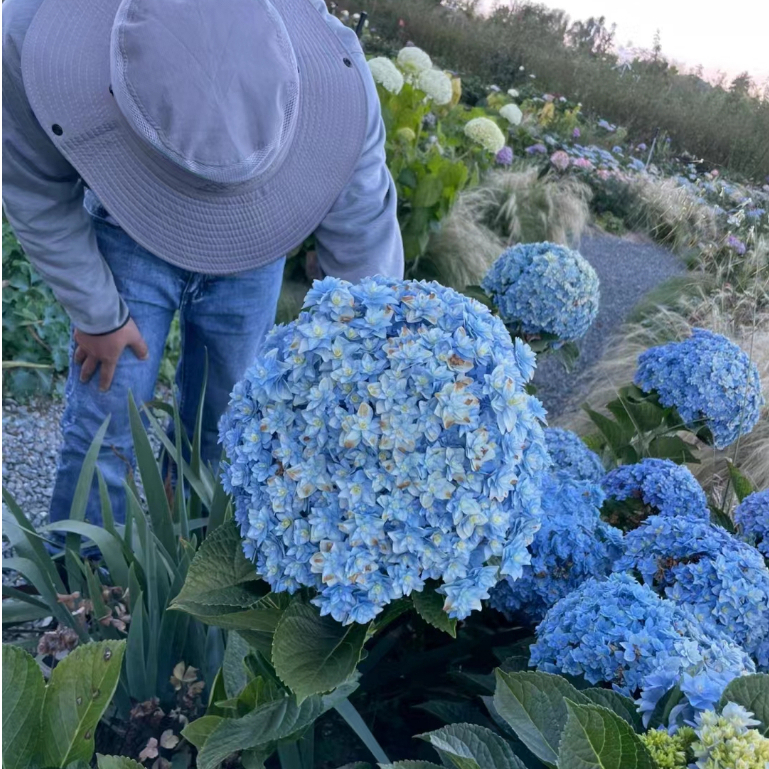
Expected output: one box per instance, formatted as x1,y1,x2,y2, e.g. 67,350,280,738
464,117,506,154
367,57,404,95
499,103,523,126
507,88,519,98
418,69,453,105
396,46,433,74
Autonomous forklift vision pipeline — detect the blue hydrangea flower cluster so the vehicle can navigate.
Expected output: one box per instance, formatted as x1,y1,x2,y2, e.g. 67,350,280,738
613,515,769,666
634,330,765,449
480,242,600,343
489,475,623,623
544,427,604,483
530,573,755,725
734,490,769,558
602,459,710,522
219,276,551,625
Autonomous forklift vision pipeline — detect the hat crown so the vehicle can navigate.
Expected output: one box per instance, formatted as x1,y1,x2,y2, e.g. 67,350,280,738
110,0,299,183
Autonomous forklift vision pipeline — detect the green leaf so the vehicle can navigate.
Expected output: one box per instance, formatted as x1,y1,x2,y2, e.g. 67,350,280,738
196,695,324,769
727,461,755,503
96,757,145,769
647,686,684,731
718,674,769,735
493,670,590,766
222,631,252,699
171,520,267,611
380,763,443,768
622,401,665,433
41,640,126,767
181,715,225,749
3,644,45,769
583,409,632,453
418,723,526,769
558,701,655,769
413,175,445,208
128,394,176,556
412,582,457,637
582,689,643,733
647,436,698,464
272,597,368,702
461,285,494,309
334,697,389,764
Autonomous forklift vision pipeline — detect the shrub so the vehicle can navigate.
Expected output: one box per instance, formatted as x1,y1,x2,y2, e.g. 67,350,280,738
635,329,765,449
219,276,549,624
734,489,769,557
490,474,622,623
530,573,755,725
601,458,710,529
481,241,600,343
614,515,769,665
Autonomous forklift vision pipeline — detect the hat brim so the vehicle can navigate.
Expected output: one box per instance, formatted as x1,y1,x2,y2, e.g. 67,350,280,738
22,0,367,274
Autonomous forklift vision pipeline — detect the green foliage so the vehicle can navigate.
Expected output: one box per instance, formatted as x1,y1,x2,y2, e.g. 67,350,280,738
558,701,655,769
2,640,125,769
718,674,769,736
2,384,230,716
419,723,526,768
411,580,457,638
2,222,70,398
582,383,701,472
357,0,769,180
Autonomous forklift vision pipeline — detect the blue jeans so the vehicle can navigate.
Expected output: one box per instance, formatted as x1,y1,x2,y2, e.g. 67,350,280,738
49,215,284,527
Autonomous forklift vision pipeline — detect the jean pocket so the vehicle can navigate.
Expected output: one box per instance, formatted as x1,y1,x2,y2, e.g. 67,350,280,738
84,189,119,227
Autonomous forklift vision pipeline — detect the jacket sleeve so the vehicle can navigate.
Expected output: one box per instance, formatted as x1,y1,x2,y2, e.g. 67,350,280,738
2,0,129,334
312,15,404,282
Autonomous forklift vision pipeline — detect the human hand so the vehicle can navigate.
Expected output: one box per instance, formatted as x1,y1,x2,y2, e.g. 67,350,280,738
74,318,149,391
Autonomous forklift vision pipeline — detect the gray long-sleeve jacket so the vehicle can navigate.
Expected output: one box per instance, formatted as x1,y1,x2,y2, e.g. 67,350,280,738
2,0,404,335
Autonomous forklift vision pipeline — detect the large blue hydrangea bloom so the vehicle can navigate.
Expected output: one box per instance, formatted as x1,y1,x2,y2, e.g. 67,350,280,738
634,330,765,449
530,573,755,726
734,489,769,558
489,475,622,623
544,427,604,483
602,458,710,522
219,276,550,625
480,242,600,342
613,515,769,666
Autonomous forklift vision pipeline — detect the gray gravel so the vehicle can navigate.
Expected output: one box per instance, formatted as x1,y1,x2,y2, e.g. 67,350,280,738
532,230,686,418
2,232,683,541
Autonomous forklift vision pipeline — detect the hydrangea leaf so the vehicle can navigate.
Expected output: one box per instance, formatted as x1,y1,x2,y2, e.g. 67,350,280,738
583,408,632,453
412,582,457,637
582,689,644,733
492,669,590,766
181,715,225,749
718,674,769,736
272,597,369,703
726,460,755,503
96,756,145,769
418,723,527,769
222,631,252,699
2,644,44,769
196,695,324,769
171,519,269,610
647,436,699,464
41,640,126,767
558,701,656,769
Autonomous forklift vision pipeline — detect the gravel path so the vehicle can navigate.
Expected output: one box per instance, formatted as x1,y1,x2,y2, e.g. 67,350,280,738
531,230,686,418
2,231,684,536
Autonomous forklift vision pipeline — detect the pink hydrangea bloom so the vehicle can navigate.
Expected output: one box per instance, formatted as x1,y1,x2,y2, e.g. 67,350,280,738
550,150,570,171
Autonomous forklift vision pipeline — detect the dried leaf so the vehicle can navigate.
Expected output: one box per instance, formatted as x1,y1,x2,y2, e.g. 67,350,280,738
159,729,180,749
138,737,159,762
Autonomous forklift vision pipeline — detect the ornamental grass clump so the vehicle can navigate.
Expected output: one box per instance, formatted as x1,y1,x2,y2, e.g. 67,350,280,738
530,573,755,725
544,427,604,483
634,329,765,449
601,458,710,530
481,242,600,343
489,474,622,623
219,276,550,625
614,515,769,666
734,489,769,557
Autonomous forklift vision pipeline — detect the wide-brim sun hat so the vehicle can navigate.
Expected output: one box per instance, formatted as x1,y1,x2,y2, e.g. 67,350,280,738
21,0,368,274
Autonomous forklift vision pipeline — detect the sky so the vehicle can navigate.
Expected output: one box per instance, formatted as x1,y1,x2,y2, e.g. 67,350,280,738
482,0,769,85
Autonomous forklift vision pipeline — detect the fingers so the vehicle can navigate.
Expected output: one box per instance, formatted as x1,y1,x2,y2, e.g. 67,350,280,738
74,345,86,366
99,359,117,392
128,334,150,361
79,355,98,384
